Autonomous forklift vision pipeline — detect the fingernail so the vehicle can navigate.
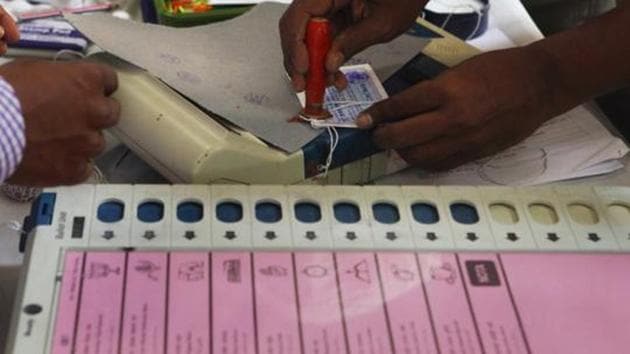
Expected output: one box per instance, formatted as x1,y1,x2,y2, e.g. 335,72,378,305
327,52,345,72
356,113,373,129
292,77,305,92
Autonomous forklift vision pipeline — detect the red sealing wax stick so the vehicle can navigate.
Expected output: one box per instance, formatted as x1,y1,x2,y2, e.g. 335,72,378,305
301,17,332,120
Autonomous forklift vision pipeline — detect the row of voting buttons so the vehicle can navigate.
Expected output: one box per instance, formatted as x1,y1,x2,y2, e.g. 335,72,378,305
96,198,482,226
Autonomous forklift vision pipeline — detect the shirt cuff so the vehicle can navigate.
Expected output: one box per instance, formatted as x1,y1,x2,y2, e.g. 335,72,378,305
0,77,26,183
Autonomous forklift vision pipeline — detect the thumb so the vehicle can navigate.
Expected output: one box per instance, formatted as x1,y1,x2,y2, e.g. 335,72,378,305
0,8,19,43
356,81,444,129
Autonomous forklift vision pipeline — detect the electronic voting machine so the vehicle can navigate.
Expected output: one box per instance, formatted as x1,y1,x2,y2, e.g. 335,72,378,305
6,184,630,353
94,15,479,185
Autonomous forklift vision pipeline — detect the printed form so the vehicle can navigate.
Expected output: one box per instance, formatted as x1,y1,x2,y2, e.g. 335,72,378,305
51,250,630,354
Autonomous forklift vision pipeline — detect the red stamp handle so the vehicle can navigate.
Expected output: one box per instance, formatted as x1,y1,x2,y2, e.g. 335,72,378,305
303,17,332,119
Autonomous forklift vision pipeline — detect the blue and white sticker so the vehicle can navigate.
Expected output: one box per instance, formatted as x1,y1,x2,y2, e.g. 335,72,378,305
298,64,388,129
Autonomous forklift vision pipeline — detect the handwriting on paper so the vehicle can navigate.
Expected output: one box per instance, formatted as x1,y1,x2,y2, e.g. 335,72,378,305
243,92,271,106
177,70,202,85
158,53,181,65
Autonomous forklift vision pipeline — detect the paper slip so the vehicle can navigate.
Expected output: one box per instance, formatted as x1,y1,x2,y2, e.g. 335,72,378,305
298,64,388,128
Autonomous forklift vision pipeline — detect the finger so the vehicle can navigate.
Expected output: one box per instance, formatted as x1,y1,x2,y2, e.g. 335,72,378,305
292,73,306,92
59,158,92,185
356,81,444,129
325,70,348,90
0,42,6,55
279,2,330,91
0,8,20,43
431,131,531,171
326,15,399,73
371,111,452,150
333,70,348,90
88,97,121,129
350,0,367,21
98,65,118,96
396,136,462,167
403,119,529,171
75,131,107,157
79,62,118,95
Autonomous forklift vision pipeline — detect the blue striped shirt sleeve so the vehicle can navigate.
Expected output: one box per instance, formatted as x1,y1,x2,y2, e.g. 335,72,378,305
0,77,26,183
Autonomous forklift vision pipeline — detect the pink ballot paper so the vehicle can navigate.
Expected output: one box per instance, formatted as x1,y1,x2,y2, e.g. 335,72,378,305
52,251,630,354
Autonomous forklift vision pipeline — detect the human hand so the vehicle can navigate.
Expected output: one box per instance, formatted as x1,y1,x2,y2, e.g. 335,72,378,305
0,60,120,186
0,6,19,54
279,0,424,92
357,46,575,170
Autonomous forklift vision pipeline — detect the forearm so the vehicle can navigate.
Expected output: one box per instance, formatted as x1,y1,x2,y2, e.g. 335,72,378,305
527,1,630,110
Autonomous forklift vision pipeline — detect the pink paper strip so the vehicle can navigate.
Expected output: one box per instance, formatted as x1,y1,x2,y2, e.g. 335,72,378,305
294,252,346,354
74,251,126,354
336,252,393,354
417,253,483,354
376,252,439,354
253,252,301,354
212,252,256,354
458,253,529,353
51,251,85,354
502,253,630,354
167,252,210,354
120,252,168,354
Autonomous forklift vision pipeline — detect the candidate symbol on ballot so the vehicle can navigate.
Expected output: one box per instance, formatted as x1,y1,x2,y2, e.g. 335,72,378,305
302,265,329,278
391,264,415,282
259,265,288,277
87,262,121,279
134,260,161,281
430,262,457,285
465,260,501,287
223,259,242,283
178,261,205,281
347,259,371,284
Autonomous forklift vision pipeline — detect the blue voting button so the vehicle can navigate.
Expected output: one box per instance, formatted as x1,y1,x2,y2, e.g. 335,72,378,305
450,202,480,224
372,203,400,224
137,201,164,223
411,203,440,224
177,201,204,223
255,201,282,223
334,202,361,224
97,200,125,223
294,202,322,223
216,201,243,223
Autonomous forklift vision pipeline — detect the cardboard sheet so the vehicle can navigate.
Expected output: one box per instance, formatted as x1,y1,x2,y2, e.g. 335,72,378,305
67,3,430,152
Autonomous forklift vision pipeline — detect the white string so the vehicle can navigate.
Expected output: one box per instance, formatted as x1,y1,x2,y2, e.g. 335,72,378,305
299,99,374,176
327,100,374,112
298,114,340,178
424,0,485,40
1,220,22,233
53,49,87,61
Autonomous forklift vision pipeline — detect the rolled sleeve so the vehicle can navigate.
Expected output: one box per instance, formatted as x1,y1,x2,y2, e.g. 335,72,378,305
0,77,25,183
